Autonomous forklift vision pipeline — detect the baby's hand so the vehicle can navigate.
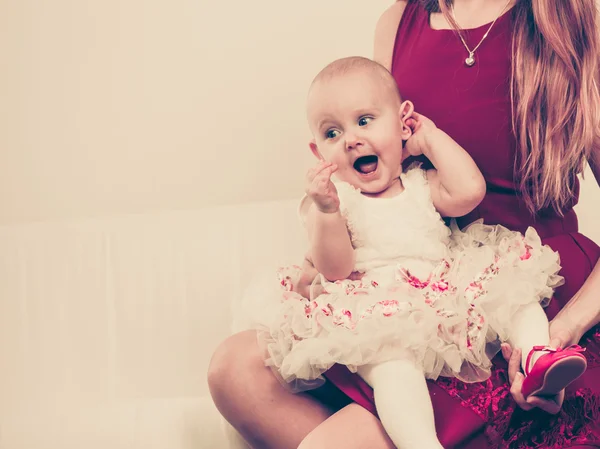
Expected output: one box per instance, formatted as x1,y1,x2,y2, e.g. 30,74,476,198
404,111,438,157
305,161,339,214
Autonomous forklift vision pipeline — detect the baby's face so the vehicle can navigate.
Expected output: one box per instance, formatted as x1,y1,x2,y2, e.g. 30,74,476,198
307,71,409,195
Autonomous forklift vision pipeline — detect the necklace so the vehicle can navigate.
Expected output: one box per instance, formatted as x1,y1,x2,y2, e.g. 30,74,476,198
451,0,511,67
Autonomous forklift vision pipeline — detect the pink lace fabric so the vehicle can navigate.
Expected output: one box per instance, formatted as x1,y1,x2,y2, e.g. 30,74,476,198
435,327,600,448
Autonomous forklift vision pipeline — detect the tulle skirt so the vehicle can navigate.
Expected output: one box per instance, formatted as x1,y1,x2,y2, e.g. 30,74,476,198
239,222,563,392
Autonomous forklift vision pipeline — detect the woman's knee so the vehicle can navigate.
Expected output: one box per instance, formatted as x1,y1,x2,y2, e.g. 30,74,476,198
207,330,267,398
297,404,395,449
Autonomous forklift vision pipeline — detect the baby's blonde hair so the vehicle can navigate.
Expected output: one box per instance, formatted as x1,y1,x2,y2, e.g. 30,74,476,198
310,56,403,104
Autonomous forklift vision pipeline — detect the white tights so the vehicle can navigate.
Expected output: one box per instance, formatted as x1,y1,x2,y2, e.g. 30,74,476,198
357,357,443,449
356,302,549,449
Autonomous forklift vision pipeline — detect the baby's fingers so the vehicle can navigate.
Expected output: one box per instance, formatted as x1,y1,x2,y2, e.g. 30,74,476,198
306,160,333,183
409,111,423,121
313,165,337,185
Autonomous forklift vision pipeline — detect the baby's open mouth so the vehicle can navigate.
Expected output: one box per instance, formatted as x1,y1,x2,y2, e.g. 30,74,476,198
353,155,378,174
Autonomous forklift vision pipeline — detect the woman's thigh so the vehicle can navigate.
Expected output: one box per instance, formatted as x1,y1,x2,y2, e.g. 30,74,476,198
207,330,336,449
298,403,395,449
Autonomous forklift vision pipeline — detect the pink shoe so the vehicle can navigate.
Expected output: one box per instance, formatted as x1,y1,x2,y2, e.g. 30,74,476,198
521,345,587,399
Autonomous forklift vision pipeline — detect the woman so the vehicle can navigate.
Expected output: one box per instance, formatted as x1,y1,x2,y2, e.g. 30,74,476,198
208,1,600,448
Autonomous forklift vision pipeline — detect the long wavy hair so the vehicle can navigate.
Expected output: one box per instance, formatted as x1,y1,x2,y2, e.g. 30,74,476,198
420,0,600,214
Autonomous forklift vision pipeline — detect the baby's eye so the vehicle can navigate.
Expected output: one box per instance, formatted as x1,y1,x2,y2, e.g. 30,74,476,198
358,116,373,126
325,129,340,139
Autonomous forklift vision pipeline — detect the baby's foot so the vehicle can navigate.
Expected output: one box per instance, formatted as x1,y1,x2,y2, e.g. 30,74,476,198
521,345,587,399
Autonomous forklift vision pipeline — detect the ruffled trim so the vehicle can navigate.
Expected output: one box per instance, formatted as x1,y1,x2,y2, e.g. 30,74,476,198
260,277,472,389
252,219,564,392
443,221,563,372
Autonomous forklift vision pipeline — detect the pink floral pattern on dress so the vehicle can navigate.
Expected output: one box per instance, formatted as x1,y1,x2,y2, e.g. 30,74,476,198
397,259,462,323
331,278,377,296
374,299,401,317
520,242,532,261
398,268,431,289
274,237,545,360
251,167,572,448
276,265,302,292
332,309,355,329
268,220,564,419
463,259,500,350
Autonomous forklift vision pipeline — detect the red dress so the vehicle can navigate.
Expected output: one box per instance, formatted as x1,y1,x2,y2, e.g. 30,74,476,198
319,2,600,448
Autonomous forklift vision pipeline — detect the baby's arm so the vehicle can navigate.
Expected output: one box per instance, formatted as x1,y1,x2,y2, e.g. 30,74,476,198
306,206,354,281
406,112,486,217
424,129,486,217
304,161,355,281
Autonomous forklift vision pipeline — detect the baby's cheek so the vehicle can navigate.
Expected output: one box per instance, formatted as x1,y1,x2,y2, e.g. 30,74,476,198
333,165,354,183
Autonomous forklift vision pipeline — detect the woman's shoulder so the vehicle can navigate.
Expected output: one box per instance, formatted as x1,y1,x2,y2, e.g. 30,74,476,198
374,1,410,70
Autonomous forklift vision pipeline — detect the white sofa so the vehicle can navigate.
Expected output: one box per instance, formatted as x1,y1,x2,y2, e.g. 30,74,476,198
0,199,307,449
0,179,597,449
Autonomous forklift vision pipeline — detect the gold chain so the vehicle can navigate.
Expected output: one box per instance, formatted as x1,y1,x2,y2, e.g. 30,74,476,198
451,0,512,67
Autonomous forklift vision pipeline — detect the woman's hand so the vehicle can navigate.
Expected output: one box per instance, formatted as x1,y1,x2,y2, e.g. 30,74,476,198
548,309,583,349
501,343,564,414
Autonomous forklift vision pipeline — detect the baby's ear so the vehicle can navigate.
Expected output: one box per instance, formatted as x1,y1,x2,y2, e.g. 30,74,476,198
399,100,414,140
309,140,324,160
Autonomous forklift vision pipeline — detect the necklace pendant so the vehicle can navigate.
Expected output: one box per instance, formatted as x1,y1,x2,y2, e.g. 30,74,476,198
465,53,475,67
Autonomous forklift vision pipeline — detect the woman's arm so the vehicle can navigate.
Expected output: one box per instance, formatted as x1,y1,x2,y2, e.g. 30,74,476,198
505,148,600,413
504,257,600,415
551,148,600,344
373,1,408,70
550,260,600,346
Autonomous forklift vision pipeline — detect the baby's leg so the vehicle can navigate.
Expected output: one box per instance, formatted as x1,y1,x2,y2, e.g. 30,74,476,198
356,357,443,449
507,302,549,369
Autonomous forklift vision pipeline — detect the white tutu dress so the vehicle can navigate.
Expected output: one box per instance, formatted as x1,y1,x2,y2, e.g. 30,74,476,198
241,166,563,392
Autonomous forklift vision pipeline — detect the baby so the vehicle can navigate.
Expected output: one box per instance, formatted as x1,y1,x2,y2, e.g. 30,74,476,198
243,57,586,449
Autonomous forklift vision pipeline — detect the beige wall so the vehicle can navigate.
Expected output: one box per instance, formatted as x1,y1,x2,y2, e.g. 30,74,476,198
0,0,390,224
0,0,597,236
0,3,597,446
